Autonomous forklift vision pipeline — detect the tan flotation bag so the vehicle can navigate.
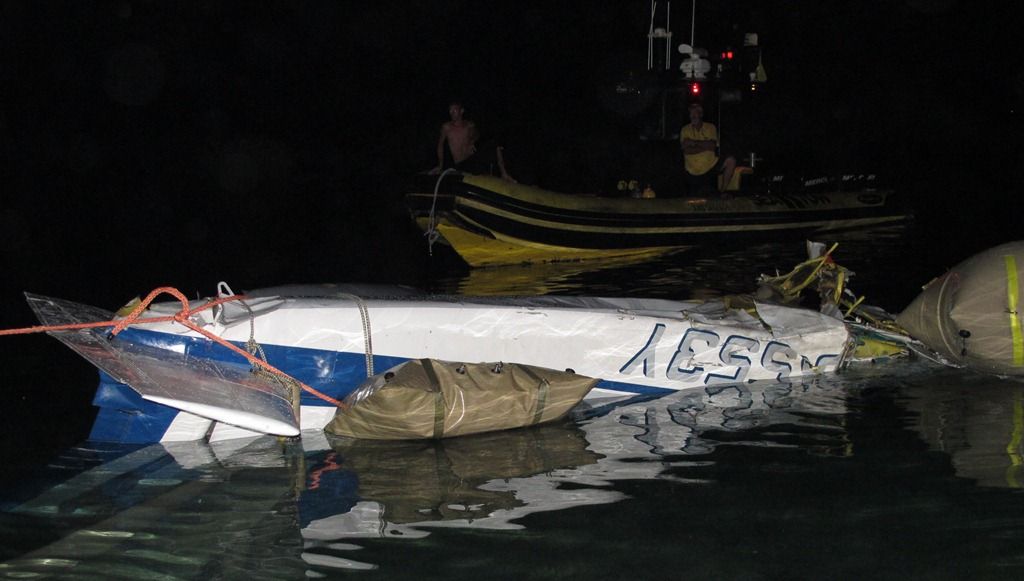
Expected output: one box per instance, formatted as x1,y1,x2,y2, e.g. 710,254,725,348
325,359,598,440
896,241,1024,375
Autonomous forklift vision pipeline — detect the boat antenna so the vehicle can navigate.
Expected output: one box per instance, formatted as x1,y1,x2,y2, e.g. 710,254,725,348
647,1,656,69
648,1,674,71
690,0,696,47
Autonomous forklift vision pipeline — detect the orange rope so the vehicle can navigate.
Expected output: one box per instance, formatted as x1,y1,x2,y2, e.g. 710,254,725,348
2,286,344,408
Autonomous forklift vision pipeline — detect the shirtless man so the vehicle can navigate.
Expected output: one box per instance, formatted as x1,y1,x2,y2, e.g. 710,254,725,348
429,101,516,181
430,101,478,173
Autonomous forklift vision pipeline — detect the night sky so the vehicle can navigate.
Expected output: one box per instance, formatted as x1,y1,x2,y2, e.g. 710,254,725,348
1,0,1022,321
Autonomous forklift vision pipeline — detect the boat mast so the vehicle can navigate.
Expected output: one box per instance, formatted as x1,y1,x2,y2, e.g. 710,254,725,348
647,1,673,71
690,0,696,48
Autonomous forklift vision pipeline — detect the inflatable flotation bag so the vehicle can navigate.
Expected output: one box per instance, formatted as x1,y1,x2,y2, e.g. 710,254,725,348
325,359,597,440
896,241,1024,376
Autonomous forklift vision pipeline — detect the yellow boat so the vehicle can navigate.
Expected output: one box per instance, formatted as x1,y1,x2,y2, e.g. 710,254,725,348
407,173,908,267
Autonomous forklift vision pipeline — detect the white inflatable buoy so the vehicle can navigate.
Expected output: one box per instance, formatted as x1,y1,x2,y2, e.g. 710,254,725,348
897,241,1024,376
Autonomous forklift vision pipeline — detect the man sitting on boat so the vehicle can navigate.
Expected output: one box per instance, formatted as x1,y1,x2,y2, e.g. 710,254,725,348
429,100,515,182
681,102,736,195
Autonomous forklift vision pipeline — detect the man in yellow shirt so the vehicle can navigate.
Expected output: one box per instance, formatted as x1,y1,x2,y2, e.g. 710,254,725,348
680,103,735,195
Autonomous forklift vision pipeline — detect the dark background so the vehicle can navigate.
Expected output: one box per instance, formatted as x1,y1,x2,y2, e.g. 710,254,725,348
1,0,1022,474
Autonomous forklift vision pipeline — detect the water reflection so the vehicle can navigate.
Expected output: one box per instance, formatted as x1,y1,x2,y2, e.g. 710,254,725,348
7,359,1024,577
429,224,915,303
0,437,307,579
447,250,692,296
1,377,856,576
303,425,601,540
902,371,1024,489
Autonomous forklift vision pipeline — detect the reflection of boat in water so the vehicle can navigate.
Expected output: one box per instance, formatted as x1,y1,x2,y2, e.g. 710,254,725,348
0,377,853,575
451,250,690,296
406,174,908,267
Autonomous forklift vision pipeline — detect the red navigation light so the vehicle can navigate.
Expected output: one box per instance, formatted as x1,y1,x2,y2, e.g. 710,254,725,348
721,50,734,60
690,82,701,95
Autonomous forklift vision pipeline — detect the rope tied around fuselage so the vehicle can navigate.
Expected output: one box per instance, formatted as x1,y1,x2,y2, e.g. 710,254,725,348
114,287,346,408
1,286,345,408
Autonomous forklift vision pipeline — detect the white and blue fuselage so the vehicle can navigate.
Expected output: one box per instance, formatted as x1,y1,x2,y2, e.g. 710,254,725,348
44,292,851,444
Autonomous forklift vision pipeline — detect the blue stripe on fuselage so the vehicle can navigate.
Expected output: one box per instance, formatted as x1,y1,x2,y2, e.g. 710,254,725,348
112,328,406,405
90,328,671,443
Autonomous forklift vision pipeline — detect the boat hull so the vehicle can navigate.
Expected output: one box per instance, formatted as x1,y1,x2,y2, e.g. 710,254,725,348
407,174,908,266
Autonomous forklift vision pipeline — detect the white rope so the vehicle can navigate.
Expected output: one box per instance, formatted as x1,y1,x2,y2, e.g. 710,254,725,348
237,300,268,364
214,282,374,380
426,168,458,256
231,292,301,416
214,282,268,363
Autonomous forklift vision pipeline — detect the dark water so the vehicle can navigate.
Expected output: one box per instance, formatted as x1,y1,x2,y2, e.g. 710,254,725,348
3,217,1024,579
